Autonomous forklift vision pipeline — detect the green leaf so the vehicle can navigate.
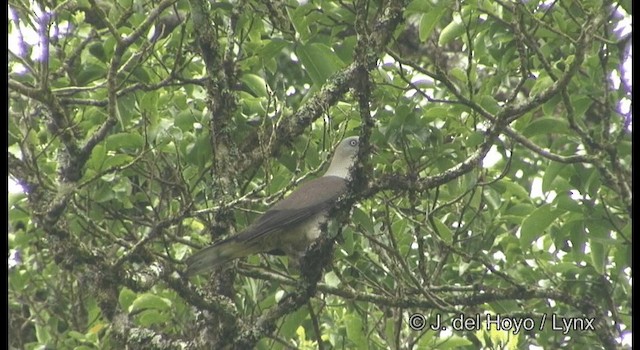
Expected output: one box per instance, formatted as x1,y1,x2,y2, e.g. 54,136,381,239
137,309,170,327
542,93,562,116
416,328,437,347
36,321,52,344
132,66,151,83
344,314,367,348
280,308,309,339
140,91,158,112
341,227,355,254
128,293,172,313
613,232,631,272
548,262,579,275
589,240,605,274
466,131,484,148
119,288,137,310
480,95,500,115
88,43,107,62
76,63,106,85
567,220,587,256
419,7,447,41
542,162,568,193
520,204,559,248
296,43,344,85
186,133,213,166
449,67,467,83
438,14,466,46
502,181,531,202
174,110,197,131
116,93,137,127
74,345,95,350
584,219,616,244
619,0,631,13
352,207,374,234
9,269,27,291
239,91,267,117
324,271,341,287
553,192,582,213
241,73,268,97
87,144,107,172
439,335,474,348
259,39,289,60
103,36,117,58
522,117,570,137
432,217,453,244
105,133,144,151
488,300,521,314
584,167,602,198
289,5,311,41
393,219,412,256
103,154,133,169
9,192,27,208
405,0,431,14
484,186,503,210
93,184,114,203
530,75,554,97
68,330,87,341
423,106,450,122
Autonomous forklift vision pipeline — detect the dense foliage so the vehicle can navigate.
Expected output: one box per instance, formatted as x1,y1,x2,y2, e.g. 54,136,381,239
9,0,631,349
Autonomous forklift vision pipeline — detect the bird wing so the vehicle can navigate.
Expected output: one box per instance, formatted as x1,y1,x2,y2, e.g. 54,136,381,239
235,176,347,242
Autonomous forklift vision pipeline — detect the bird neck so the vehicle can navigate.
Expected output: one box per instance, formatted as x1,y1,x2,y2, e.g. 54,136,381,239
324,157,355,179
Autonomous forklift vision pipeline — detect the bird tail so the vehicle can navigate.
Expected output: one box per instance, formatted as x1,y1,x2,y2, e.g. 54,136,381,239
185,238,256,276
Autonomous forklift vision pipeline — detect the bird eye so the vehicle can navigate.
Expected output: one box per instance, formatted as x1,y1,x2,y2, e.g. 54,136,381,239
350,139,358,146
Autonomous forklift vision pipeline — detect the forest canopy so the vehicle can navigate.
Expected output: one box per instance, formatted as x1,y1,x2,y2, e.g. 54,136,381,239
8,0,631,349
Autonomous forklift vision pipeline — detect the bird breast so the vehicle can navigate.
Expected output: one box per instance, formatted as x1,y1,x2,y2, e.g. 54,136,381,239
277,211,328,259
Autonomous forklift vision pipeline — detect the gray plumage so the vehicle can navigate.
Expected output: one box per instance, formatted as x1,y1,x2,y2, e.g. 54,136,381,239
186,136,360,276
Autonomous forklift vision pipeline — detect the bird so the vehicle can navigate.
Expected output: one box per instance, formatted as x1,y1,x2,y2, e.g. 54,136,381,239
186,136,360,276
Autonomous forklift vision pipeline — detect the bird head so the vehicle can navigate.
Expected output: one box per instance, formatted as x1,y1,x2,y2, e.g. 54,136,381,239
324,136,360,179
